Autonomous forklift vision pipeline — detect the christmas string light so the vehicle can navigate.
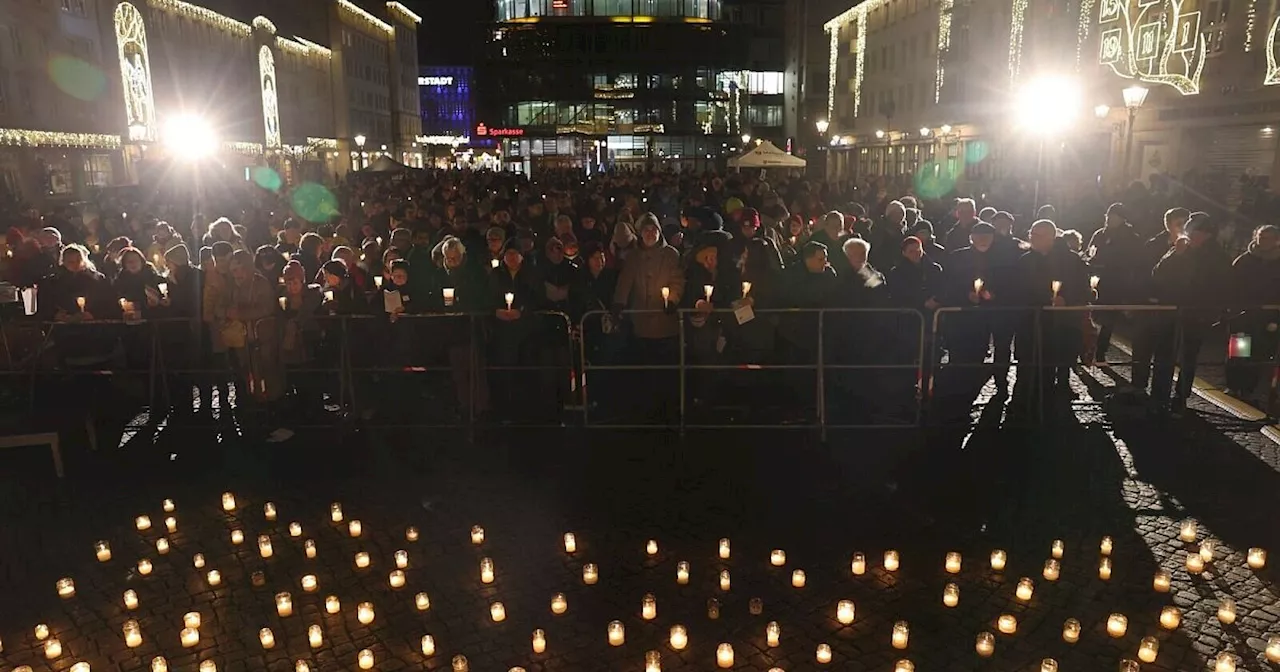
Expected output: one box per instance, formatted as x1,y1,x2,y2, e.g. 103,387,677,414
147,0,251,37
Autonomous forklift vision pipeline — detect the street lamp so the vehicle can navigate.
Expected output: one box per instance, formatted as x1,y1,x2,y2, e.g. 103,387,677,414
815,119,829,135
1094,104,1111,119
354,134,366,169
1121,85,1149,183
741,133,752,145
875,129,886,139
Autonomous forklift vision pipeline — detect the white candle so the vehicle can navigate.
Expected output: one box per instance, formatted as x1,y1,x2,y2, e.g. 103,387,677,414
375,274,385,287
1016,577,1035,601
505,292,515,310
642,593,657,619
421,634,435,656
1043,559,1060,581
532,629,546,653
563,532,576,553
470,525,484,544
896,660,916,672
95,540,112,562
771,549,786,566
676,561,690,584
891,621,909,649
406,526,419,541
165,517,177,533
973,278,984,294
661,286,671,307
945,551,961,573
230,529,244,545
990,549,1007,571
153,656,169,672
259,628,275,649
156,538,170,554
1265,636,1280,662
976,632,995,656
35,623,49,640
767,620,781,646
718,537,730,558
1051,279,1062,297
1179,519,1197,542
443,288,456,305
278,296,288,310
1101,536,1113,555
480,557,495,583
490,258,499,268
1218,597,1236,624
184,611,201,629
943,583,959,607
45,638,63,658
1201,540,1215,562
1215,652,1237,672
389,570,406,588
1062,618,1081,643
163,498,175,512
258,535,273,558
415,592,431,611
551,593,567,614
124,589,139,609
669,624,688,650
76,296,86,311
323,289,334,303
1160,606,1182,629
703,284,713,301
645,649,661,672
583,563,599,584
1106,613,1128,637
329,502,343,522
646,539,659,556
719,569,731,590
180,628,199,648
308,624,323,648
289,522,302,537
221,492,236,511
1153,569,1172,592
1099,557,1112,580
326,595,341,614
997,614,1018,634
355,552,371,568
490,601,506,622
716,643,734,667
263,502,276,520
837,599,856,623
742,281,752,296
852,552,866,575
193,553,205,568
1052,539,1065,559
301,574,318,592
137,559,153,575
358,648,374,670
1248,547,1267,569
1187,551,1205,574
884,549,900,571
136,515,152,531
1139,636,1159,663
57,577,75,597
305,539,317,558
123,620,142,647
815,643,832,664
451,655,468,671
357,601,375,624
792,569,806,587
608,620,625,646
276,592,293,617
348,520,362,537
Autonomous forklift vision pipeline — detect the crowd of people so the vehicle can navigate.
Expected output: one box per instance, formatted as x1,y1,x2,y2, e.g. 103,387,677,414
1,167,1278,430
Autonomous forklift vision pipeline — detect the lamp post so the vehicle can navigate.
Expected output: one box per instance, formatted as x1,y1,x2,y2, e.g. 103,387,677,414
741,133,752,146
1121,85,1149,184
354,134,366,170
814,120,830,177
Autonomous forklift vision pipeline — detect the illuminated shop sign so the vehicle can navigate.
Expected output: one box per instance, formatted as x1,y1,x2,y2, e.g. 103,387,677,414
418,76,455,86
475,123,524,137
417,134,471,145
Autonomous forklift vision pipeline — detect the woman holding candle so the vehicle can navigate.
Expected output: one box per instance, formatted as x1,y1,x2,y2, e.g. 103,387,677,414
113,247,167,320
488,239,542,421
219,250,281,401
39,244,114,322
682,239,733,403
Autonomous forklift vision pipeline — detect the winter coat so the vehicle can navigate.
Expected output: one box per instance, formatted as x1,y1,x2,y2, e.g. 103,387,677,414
613,239,684,339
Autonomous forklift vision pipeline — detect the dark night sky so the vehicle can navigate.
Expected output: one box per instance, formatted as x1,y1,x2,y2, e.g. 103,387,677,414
404,0,490,67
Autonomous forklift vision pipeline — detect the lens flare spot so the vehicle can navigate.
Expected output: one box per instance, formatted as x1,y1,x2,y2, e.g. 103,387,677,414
964,140,990,165
291,182,339,223
913,161,957,200
251,167,282,192
48,55,107,102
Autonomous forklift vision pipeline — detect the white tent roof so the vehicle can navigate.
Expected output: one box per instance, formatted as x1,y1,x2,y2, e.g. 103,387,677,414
728,140,806,168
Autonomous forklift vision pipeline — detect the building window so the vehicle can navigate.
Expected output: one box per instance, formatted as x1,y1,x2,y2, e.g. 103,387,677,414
747,104,782,126
83,154,112,187
745,71,784,94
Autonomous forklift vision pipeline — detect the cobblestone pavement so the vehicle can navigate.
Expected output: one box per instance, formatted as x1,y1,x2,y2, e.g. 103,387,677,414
2,366,1280,672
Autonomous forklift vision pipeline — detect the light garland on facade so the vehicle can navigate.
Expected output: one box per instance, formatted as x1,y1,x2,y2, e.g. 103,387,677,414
276,37,309,57
1244,0,1257,51
1099,0,1205,95
386,1,422,24
294,37,333,59
337,0,393,36
936,0,953,103
1008,0,1027,84
307,137,339,150
253,16,277,34
1265,17,1280,84
1076,0,1097,69
146,0,251,37
827,28,838,121
259,46,282,149
225,141,264,155
115,2,158,142
0,128,121,149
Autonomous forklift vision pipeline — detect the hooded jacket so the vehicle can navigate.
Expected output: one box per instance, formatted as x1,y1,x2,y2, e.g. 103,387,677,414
613,236,684,339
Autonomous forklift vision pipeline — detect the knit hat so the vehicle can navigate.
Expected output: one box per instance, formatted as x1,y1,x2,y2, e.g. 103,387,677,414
911,220,934,236
1185,211,1214,235
901,235,923,250
738,207,762,229
282,260,306,282
682,206,723,232
971,221,996,236
164,243,191,265
800,240,828,260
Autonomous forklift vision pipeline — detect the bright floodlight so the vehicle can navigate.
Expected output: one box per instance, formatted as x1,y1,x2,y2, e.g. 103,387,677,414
1014,75,1081,134
164,115,218,160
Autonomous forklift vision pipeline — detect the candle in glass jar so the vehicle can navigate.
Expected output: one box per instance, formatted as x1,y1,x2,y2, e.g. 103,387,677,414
1153,569,1172,591
561,532,577,553
896,661,915,672
532,628,546,653
251,571,266,587
852,552,866,575
581,563,599,584
1106,613,1128,637
1179,519,1197,542
1016,577,1035,601
306,624,322,648
1041,659,1059,672
181,628,199,648
221,492,236,511
642,593,657,619
35,623,50,640
326,595,341,614
193,553,205,568
719,569,731,590
124,620,142,647
1052,539,1065,559
1187,551,1205,574
771,548,786,566
1218,597,1237,624
1099,557,1112,580
421,634,435,655
230,529,244,545
413,592,430,610
1265,636,1280,662
406,526,419,541
156,537,170,554
451,655,468,672
707,597,721,618
123,589,139,609
184,611,202,629
551,593,567,614
289,522,302,537
608,620,625,646
57,577,75,597
1248,547,1267,569
470,525,484,544
442,288,456,306
836,599,856,624
815,643,832,664
1043,559,1060,581
480,557,495,583
136,515,152,531
259,628,275,649
792,569,806,587
162,498,175,512
1138,636,1160,663
646,650,661,672
676,561,690,584
1201,540,1215,562
305,539,316,558
263,502,276,520
990,549,1007,571
357,602,375,624
1215,652,1237,672
95,540,112,562
767,620,781,646
943,583,960,607
301,574,318,592
137,558,153,575
976,632,995,656
45,638,63,658
257,535,273,558
389,570,406,588
973,278,985,294
348,520,362,537
490,601,506,622
945,552,962,573
70,664,90,672
165,517,177,533
355,552,371,568
884,549,900,571
719,537,731,558
997,614,1018,634
1063,618,1081,643
276,592,293,617
716,643,734,667
892,621,909,649
1101,535,1114,555
669,624,688,650
358,649,374,670
1160,606,1182,629
153,656,169,672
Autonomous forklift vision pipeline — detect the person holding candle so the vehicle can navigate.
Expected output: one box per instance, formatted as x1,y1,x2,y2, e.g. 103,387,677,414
1125,207,1189,401
613,213,684,419
1150,212,1231,415
424,236,491,420
38,244,114,323
489,238,542,421
1083,203,1141,366
221,250,281,402
113,247,168,321
939,221,1012,404
682,239,733,404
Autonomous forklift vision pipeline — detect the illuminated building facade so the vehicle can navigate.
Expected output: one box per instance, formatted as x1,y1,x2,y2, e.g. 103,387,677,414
485,0,789,172
419,66,475,140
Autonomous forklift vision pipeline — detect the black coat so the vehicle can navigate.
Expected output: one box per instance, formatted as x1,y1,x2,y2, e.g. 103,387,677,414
1086,223,1142,303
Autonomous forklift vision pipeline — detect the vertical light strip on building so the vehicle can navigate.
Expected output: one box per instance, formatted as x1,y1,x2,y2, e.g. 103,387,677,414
936,0,953,103
259,46,282,149
1245,0,1257,51
854,17,867,118
115,2,158,142
1008,0,1027,84
1076,0,1097,70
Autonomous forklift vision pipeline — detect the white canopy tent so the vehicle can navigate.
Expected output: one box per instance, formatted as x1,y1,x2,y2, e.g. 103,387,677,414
728,140,806,169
